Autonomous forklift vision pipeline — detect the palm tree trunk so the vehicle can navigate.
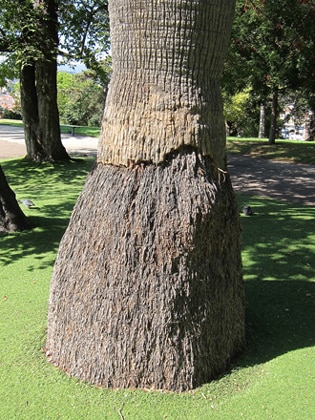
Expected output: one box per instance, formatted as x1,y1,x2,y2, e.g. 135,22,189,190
98,1,231,168
46,0,245,391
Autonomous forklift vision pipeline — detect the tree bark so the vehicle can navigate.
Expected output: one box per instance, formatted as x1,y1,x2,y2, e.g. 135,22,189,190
269,87,278,145
20,63,45,160
0,165,32,232
35,57,69,161
46,0,245,391
98,0,230,168
258,103,266,138
20,0,70,162
303,110,314,141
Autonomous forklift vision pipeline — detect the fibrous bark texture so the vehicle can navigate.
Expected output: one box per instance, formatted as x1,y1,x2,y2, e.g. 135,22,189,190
46,149,244,391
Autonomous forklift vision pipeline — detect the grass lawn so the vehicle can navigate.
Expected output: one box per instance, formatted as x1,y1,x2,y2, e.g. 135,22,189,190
227,137,315,165
0,119,100,137
0,153,314,418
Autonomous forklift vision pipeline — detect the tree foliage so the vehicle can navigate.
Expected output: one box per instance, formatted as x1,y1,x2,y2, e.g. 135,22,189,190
0,0,110,72
57,62,111,126
223,0,315,140
0,0,110,160
58,1,109,66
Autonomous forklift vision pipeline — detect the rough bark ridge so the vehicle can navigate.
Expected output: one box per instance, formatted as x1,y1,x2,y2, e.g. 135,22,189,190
98,0,234,167
46,149,244,391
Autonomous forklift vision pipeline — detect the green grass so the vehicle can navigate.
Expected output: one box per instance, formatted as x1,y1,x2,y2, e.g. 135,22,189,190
1,156,315,419
0,119,100,137
60,124,100,137
0,118,24,127
227,137,315,165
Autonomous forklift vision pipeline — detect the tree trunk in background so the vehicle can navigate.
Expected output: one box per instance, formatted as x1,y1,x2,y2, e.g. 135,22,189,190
303,110,314,141
258,103,266,138
20,0,69,162
46,0,245,391
35,57,69,161
269,87,278,145
0,165,32,232
20,63,45,160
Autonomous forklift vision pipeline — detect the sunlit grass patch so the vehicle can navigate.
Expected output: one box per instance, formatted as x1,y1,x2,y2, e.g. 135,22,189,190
227,138,315,165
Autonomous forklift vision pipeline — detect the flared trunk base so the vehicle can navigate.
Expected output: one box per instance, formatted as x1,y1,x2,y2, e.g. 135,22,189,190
46,149,245,391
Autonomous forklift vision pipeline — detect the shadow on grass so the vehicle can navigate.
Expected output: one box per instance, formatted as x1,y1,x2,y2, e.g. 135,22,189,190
0,157,95,268
243,280,315,365
236,194,315,366
0,216,67,269
1,156,95,190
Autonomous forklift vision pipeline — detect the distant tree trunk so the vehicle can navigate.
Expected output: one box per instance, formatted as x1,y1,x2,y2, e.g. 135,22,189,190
0,165,32,232
20,63,45,160
258,103,266,138
269,87,278,145
303,110,314,141
20,0,70,162
35,57,69,161
46,0,245,392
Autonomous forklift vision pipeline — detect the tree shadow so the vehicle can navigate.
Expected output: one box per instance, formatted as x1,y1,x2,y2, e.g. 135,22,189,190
0,215,68,269
235,194,315,366
0,157,95,268
243,280,315,365
228,154,315,206
1,156,95,190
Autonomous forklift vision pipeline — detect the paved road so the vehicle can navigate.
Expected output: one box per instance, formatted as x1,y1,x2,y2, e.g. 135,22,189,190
228,154,315,206
1,125,314,206
0,125,98,158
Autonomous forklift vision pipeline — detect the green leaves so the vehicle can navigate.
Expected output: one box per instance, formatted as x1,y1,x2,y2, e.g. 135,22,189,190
229,0,315,94
222,0,315,137
0,1,110,83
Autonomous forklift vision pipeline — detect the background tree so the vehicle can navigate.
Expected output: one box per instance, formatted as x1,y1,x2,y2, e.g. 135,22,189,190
1,0,69,161
57,59,111,126
58,0,109,76
223,87,261,136
0,0,110,160
46,0,245,392
223,0,315,142
0,166,32,232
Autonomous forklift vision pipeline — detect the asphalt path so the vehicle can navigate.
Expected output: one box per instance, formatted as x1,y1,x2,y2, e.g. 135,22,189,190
227,154,315,206
0,125,98,158
1,125,314,206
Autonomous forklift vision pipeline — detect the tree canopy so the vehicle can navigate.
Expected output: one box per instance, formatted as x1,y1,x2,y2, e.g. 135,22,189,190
0,0,110,161
0,0,110,81
223,0,315,141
